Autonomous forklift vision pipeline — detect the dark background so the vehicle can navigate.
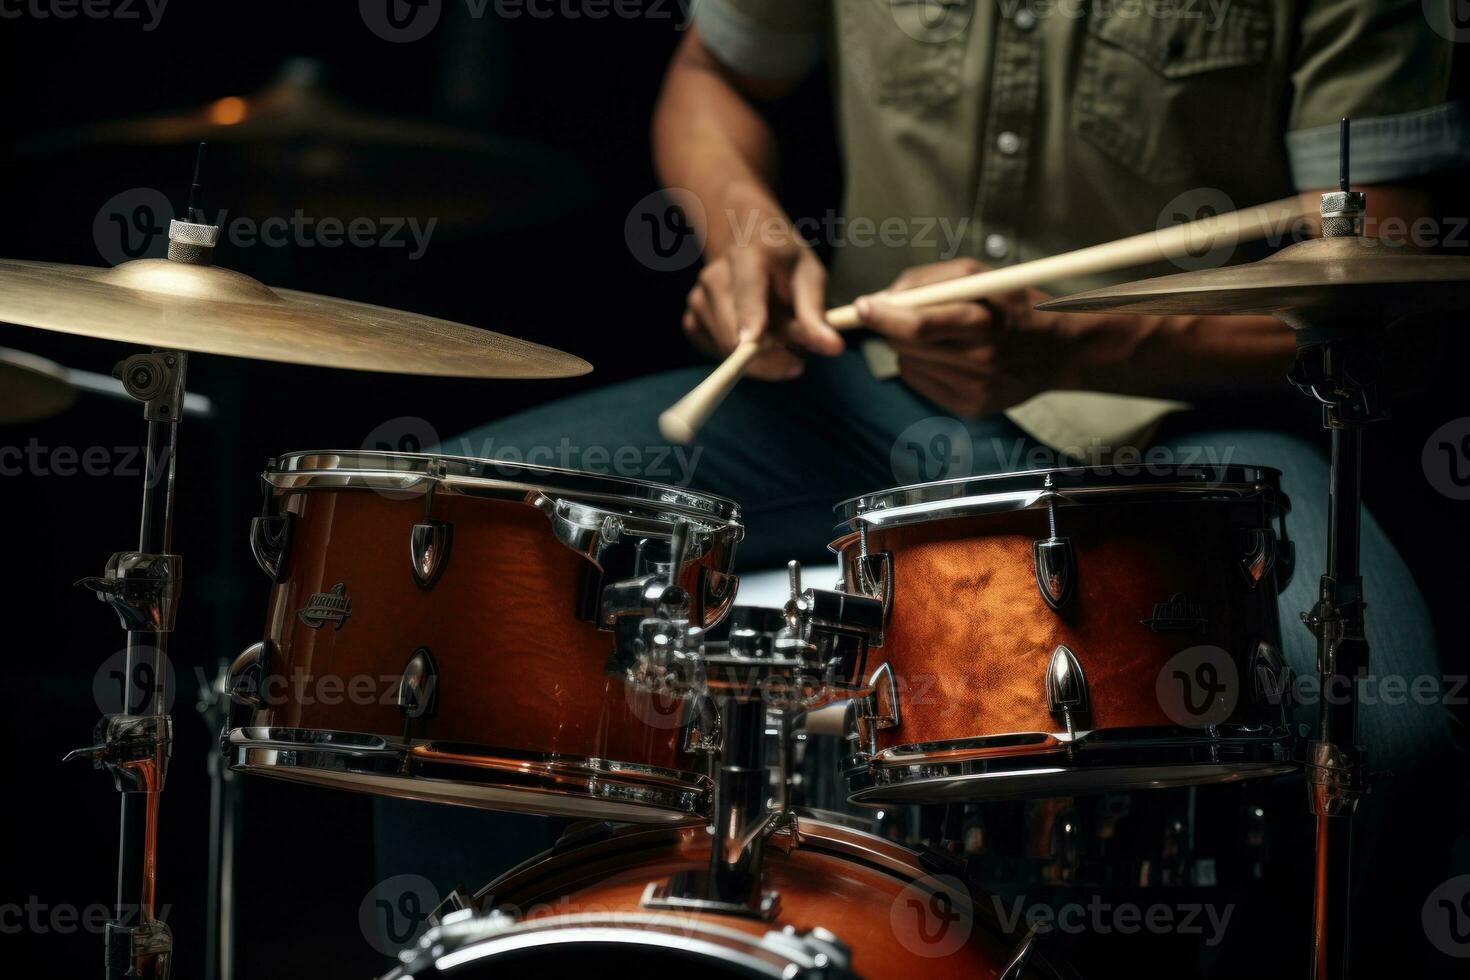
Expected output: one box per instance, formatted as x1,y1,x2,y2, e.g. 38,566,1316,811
0,2,1465,977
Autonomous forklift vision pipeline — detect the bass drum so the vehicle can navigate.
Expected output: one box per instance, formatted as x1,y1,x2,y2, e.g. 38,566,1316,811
383,818,1072,979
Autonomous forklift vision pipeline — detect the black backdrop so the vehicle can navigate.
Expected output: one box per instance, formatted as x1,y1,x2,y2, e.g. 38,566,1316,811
0,3,1465,977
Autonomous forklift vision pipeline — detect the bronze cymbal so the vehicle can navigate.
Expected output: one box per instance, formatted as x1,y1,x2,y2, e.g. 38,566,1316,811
1038,236,1470,328
0,347,79,423
0,259,591,379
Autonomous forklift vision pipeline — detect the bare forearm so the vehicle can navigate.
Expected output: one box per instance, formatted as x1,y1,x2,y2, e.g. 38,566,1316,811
1063,313,1297,399
652,29,789,257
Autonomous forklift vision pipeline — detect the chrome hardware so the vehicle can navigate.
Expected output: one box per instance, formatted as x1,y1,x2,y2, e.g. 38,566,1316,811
1305,740,1363,818
1249,639,1294,708
427,888,476,929
114,349,187,423
1236,527,1277,589
1046,644,1089,739
249,512,294,583
640,869,780,918
77,552,182,633
409,521,453,590
297,583,352,630
227,641,270,709
1141,593,1208,633
105,918,173,980
999,923,1041,980
682,692,722,754
1032,480,1076,611
397,647,439,720
65,713,173,793
852,522,894,619
852,662,901,763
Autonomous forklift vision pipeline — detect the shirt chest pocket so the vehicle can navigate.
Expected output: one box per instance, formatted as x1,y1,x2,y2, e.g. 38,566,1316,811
837,0,975,109
1074,4,1273,185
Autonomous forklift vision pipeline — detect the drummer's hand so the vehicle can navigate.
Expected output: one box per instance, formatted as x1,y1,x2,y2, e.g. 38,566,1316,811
854,258,1078,418
681,204,844,381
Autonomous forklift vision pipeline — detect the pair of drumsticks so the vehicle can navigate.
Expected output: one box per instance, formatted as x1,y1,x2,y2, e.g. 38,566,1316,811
658,196,1310,443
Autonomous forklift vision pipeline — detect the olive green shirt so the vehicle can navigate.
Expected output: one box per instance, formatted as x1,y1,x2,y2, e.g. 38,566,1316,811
692,0,1469,453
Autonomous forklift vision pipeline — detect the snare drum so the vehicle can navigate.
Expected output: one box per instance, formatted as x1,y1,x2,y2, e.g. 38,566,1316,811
833,465,1298,803
224,451,743,823
383,818,1065,979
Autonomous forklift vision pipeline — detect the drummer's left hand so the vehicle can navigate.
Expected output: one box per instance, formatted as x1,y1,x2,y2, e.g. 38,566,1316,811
853,258,1082,418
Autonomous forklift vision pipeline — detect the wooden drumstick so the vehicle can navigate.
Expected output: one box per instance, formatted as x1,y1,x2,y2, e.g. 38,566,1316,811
657,194,1309,444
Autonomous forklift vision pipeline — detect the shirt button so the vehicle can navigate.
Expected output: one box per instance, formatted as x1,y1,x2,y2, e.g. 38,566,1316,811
996,131,1022,156
984,234,1011,260
1014,8,1037,31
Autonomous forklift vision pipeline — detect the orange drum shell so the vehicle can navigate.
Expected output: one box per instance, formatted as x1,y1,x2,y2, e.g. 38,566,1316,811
480,821,1032,980
246,486,709,771
835,500,1282,752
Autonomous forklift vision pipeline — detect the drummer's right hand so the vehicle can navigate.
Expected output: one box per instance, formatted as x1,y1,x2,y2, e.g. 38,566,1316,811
681,217,844,381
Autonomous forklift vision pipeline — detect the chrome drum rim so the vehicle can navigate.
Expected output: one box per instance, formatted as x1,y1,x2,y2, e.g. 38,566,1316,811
224,727,710,823
848,726,1299,805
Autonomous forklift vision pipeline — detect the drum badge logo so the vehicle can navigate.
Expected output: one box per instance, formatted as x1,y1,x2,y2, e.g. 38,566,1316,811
1142,593,1208,633
298,583,352,630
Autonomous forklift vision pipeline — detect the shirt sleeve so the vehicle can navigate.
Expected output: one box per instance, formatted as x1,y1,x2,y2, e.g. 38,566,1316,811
1286,0,1470,188
691,0,829,81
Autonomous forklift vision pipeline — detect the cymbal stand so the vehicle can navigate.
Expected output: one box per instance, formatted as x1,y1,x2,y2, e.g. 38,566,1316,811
65,144,219,980
1286,121,1381,980
67,347,188,980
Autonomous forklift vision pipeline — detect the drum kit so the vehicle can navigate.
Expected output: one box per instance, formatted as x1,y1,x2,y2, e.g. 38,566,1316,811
6,123,1464,979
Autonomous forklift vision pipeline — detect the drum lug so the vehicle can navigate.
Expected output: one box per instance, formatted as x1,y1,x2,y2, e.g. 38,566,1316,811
1236,527,1278,590
1033,482,1077,611
397,647,439,720
1046,644,1089,739
409,520,453,590
1249,639,1295,709
850,522,893,621
249,512,294,583
853,662,901,755
227,640,271,709
682,692,722,754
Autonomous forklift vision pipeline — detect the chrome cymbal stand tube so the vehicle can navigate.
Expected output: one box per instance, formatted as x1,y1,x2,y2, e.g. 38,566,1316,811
66,146,218,980
1288,121,1377,980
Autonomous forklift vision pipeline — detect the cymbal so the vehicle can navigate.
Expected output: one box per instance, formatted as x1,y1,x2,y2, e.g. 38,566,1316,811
0,347,78,423
1038,236,1470,328
0,259,591,379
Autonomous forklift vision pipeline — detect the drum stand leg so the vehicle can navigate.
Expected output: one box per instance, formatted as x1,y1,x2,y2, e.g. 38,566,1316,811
66,350,189,980
1289,336,1379,980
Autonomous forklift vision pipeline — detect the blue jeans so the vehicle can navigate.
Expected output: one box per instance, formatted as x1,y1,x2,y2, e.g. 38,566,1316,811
378,352,1458,972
